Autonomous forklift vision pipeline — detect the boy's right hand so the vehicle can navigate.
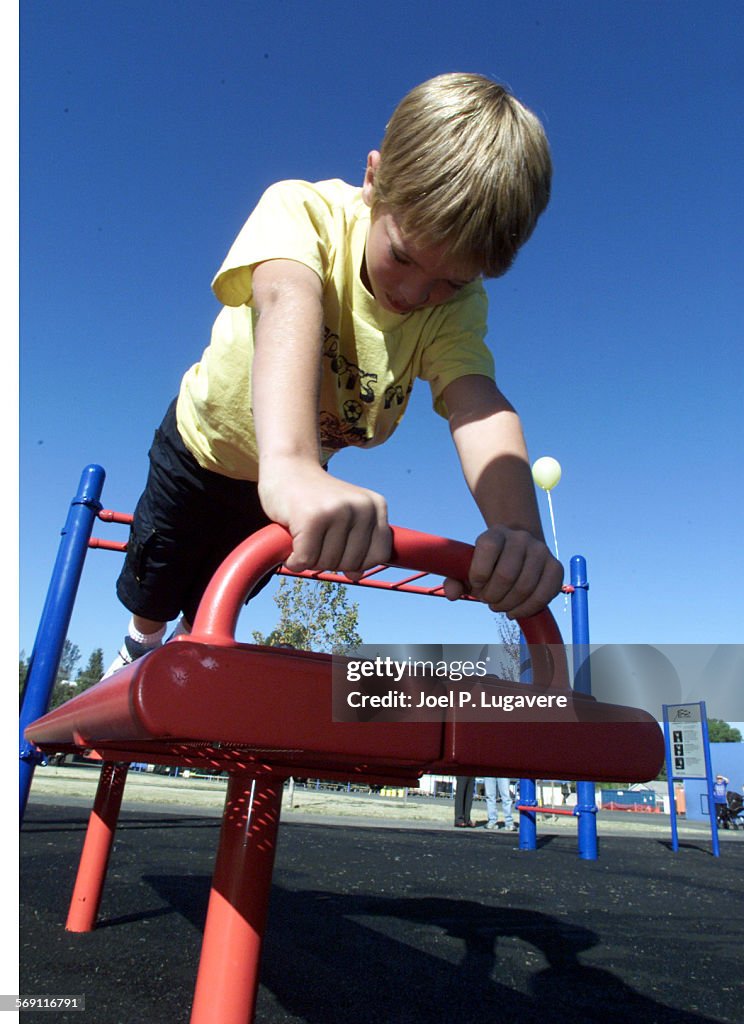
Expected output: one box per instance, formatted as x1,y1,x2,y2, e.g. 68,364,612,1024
258,458,392,575
251,258,390,574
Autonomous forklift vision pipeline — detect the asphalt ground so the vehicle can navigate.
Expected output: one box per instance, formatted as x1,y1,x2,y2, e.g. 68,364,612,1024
19,777,743,1024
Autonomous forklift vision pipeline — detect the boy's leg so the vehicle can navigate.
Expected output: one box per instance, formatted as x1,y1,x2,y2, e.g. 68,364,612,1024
106,399,271,676
134,615,169,634
102,617,167,679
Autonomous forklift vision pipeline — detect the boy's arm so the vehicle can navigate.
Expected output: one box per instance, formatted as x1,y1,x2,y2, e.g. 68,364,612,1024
251,259,391,573
442,374,563,618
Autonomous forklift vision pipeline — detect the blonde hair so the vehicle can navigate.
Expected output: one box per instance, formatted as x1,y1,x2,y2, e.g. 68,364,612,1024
373,73,552,277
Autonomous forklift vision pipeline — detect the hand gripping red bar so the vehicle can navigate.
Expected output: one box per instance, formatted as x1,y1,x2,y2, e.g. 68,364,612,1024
189,523,569,689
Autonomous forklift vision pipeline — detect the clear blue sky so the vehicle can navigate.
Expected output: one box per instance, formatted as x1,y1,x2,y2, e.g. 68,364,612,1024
19,2,744,672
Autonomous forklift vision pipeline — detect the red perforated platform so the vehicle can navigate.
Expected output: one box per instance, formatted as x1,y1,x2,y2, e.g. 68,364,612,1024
25,635,663,784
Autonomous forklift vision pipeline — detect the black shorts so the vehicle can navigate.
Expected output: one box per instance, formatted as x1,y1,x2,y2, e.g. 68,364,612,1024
116,400,272,625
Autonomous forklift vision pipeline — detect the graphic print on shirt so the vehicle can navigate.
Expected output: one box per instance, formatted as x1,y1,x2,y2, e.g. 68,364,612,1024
320,329,376,451
384,384,408,409
318,410,367,451
319,328,413,453
323,331,378,403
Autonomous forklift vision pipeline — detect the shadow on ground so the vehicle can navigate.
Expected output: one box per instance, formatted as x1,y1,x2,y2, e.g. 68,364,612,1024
21,803,743,1024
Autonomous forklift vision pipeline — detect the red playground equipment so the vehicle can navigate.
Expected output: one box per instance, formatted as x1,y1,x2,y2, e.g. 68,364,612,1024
24,520,664,1024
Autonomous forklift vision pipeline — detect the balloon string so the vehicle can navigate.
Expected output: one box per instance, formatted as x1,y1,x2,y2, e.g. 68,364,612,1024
546,491,569,612
547,491,559,560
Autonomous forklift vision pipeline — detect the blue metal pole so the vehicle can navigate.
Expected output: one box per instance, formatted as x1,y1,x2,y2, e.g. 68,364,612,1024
570,556,591,696
19,465,106,820
662,707,680,853
700,703,721,858
570,556,598,860
518,634,538,851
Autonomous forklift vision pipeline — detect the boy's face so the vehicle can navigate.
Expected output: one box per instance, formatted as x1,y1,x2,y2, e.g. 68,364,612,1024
361,151,478,314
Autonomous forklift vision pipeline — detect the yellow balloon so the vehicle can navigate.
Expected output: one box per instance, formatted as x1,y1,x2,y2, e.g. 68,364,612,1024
532,456,562,491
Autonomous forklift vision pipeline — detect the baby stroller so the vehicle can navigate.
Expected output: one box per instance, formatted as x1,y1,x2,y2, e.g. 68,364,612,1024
723,791,744,831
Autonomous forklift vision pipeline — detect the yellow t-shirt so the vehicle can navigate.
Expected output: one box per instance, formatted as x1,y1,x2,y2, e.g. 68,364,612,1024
177,179,494,480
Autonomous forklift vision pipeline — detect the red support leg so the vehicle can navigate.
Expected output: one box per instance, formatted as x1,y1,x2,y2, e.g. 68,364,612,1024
66,761,129,932
190,773,284,1024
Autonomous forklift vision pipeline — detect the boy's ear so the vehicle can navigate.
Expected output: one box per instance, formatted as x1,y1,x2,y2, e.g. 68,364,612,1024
361,150,381,207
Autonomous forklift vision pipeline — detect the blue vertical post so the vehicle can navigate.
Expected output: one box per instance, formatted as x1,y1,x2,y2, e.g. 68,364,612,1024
570,557,592,697
518,634,538,850
700,704,721,858
662,708,681,853
570,555,598,860
19,465,106,821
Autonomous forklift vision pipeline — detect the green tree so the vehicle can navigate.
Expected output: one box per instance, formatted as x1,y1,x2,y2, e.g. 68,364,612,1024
19,651,29,701
20,642,105,712
707,719,742,743
56,639,81,684
75,649,105,694
495,616,521,681
47,639,82,710
253,577,362,653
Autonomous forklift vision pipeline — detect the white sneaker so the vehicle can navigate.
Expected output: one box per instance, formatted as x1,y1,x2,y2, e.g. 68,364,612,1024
101,646,131,680
101,636,162,680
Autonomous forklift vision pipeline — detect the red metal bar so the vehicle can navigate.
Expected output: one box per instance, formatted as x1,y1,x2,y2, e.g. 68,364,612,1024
387,571,430,588
97,509,133,525
278,565,446,597
87,538,128,552
66,761,129,932
87,516,449,598
88,532,448,599
189,524,569,689
89,509,132,551
87,511,531,609
516,804,576,817
190,774,283,1024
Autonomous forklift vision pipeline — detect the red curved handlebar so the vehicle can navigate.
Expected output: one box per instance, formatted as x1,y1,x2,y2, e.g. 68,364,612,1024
190,524,569,689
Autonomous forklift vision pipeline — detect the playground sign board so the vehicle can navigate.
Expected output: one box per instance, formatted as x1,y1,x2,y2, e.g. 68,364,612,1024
662,701,719,857
666,703,706,779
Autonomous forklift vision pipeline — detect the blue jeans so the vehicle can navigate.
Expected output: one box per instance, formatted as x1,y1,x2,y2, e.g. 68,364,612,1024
485,777,513,827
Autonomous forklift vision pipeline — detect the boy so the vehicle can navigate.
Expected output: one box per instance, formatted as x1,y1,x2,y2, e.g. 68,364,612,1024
106,72,563,674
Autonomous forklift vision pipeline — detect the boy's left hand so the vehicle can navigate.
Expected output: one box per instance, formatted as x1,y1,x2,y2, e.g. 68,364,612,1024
443,526,563,619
